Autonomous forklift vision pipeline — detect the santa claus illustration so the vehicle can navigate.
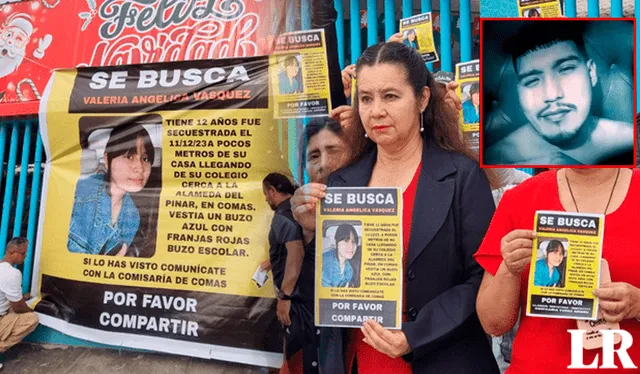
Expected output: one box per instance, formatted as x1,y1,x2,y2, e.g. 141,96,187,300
0,13,33,78
0,13,34,102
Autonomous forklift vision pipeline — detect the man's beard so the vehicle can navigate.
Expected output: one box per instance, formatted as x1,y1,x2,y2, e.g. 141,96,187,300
0,44,25,78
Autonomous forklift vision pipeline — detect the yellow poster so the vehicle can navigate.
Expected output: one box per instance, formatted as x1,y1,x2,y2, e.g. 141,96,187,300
399,12,439,63
518,0,562,18
34,57,292,366
455,60,480,154
270,29,332,119
315,187,403,329
526,211,604,320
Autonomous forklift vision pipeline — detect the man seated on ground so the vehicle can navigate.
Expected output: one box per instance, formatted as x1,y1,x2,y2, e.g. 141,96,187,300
0,237,39,371
485,22,633,165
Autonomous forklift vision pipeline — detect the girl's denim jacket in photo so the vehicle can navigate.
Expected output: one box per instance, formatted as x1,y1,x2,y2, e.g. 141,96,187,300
67,173,140,255
321,250,353,287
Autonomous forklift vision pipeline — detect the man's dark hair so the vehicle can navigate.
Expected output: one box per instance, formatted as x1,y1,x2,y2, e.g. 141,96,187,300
6,237,28,251
263,173,296,195
546,240,565,256
506,21,588,74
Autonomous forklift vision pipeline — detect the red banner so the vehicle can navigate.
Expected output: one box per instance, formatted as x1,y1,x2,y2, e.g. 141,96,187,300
0,0,282,116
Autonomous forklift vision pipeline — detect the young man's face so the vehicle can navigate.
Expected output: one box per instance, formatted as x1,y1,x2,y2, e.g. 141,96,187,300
516,40,597,145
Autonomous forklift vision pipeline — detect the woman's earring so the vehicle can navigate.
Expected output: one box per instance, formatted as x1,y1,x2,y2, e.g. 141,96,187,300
364,133,368,138
420,112,424,133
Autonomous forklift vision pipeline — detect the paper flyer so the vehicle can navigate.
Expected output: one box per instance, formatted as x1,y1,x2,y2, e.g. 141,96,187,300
315,187,403,329
399,12,439,63
518,0,563,18
526,211,604,320
455,60,480,154
270,29,332,119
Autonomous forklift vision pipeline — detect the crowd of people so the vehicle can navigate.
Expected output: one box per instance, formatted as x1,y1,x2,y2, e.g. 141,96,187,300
257,2,640,374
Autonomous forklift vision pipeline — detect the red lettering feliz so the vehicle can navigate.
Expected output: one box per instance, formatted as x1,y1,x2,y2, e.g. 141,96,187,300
83,13,259,68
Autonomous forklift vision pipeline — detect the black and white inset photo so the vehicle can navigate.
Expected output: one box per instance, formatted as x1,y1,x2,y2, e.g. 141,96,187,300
482,20,635,167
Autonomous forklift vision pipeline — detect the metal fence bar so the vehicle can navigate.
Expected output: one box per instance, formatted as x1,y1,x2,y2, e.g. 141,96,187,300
635,0,640,111
611,0,623,17
565,0,577,17
0,124,6,192
0,121,19,256
422,0,434,71
334,0,345,69
301,0,310,30
384,0,396,41
460,0,472,62
23,128,43,292
13,121,31,238
402,0,412,18
588,0,600,17
440,0,452,72
367,0,378,46
350,0,361,63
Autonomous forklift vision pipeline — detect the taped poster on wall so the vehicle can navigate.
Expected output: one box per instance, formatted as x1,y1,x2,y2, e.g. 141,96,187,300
34,57,296,367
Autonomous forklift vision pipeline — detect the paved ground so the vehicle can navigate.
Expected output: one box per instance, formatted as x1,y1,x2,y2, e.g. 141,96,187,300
1,343,273,374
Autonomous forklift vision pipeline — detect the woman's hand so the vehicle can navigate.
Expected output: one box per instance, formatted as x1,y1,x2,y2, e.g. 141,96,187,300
594,282,640,322
361,320,411,358
444,81,463,111
291,183,326,232
330,105,354,130
387,32,404,44
342,64,356,98
501,230,536,276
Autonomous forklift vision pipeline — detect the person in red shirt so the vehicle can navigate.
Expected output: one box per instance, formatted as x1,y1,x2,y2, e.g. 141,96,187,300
475,168,640,373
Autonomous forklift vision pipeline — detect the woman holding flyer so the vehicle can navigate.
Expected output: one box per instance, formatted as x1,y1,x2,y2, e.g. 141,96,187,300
295,42,499,373
475,168,640,372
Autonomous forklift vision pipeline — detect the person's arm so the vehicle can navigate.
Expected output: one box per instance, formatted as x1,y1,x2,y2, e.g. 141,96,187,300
401,163,494,360
280,239,305,296
4,271,31,313
10,298,32,314
476,263,523,336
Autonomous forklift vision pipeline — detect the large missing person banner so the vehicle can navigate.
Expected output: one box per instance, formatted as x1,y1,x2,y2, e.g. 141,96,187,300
33,58,296,367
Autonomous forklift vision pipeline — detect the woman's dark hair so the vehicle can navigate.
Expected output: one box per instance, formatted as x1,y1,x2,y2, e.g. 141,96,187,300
263,172,296,195
546,240,565,256
300,117,367,178
353,42,496,185
284,55,299,67
334,223,358,258
528,8,541,17
469,82,479,96
104,124,155,190
305,116,343,144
